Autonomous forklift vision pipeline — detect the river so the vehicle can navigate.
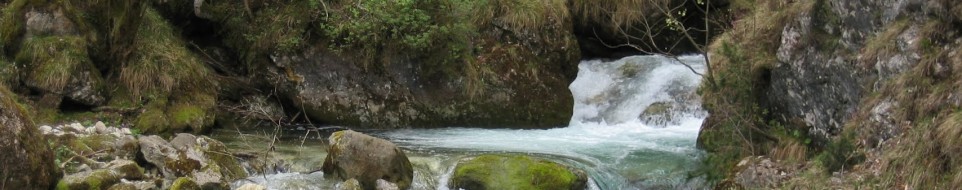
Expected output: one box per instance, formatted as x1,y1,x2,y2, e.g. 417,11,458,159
214,55,709,190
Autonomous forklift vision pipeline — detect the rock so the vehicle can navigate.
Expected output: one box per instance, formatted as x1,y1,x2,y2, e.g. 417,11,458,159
137,134,246,188
0,87,60,189
107,160,146,180
375,179,399,190
56,169,122,190
69,123,87,133
336,178,362,190
237,183,266,190
170,177,200,190
450,155,588,190
114,135,140,159
24,9,77,38
95,121,108,134
322,130,413,190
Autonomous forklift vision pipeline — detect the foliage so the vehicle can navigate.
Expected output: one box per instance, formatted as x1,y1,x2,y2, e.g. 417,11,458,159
320,0,474,74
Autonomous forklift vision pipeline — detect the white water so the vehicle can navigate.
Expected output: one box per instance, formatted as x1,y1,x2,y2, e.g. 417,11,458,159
224,55,709,189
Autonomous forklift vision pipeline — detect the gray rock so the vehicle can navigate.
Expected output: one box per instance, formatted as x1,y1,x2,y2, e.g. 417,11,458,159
107,159,146,180
24,10,77,38
322,130,413,190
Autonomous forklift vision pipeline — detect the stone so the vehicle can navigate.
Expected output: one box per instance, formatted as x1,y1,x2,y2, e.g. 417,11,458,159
322,130,413,190
107,160,145,180
114,135,140,159
450,154,588,190
0,87,60,189
95,121,108,134
138,135,182,177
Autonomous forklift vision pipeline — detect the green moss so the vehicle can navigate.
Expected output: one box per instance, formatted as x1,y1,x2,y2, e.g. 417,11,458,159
169,103,208,132
135,101,170,134
165,153,201,176
15,35,100,92
122,8,213,97
170,177,199,190
85,169,119,190
451,154,586,190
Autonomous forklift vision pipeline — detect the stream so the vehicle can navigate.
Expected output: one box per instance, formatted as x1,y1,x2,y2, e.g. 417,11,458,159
214,55,709,190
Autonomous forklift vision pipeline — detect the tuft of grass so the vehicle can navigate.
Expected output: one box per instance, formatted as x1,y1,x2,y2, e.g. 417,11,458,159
121,8,214,98
474,0,568,33
15,35,93,92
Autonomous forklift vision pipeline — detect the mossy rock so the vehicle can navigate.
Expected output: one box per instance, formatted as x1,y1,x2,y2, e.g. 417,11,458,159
450,155,588,190
170,177,200,190
0,85,60,189
56,169,121,190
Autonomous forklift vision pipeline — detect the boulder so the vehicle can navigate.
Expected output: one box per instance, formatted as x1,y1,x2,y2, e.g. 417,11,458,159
0,86,60,189
322,130,413,190
450,155,588,190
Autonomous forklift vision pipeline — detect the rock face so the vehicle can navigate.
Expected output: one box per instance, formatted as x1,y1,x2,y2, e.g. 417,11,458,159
450,155,588,190
322,130,413,190
0,87,59,189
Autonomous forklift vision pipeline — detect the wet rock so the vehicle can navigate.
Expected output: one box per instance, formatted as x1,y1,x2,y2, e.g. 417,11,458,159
450,154,588,190
0,87,60,189
322,130,413,190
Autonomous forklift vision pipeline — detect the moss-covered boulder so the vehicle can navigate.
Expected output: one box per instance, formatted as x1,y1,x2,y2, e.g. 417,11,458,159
170,177,199,190
0,86,59,189
450,155,588,190
322,130,413,190
56,169,122,190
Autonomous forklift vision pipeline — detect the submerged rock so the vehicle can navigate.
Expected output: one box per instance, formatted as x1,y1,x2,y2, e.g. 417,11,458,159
322,130,413,190
450,155,588,190
0,87,60,189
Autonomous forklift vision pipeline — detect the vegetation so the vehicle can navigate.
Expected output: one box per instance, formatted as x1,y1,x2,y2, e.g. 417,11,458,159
451,154,586,190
